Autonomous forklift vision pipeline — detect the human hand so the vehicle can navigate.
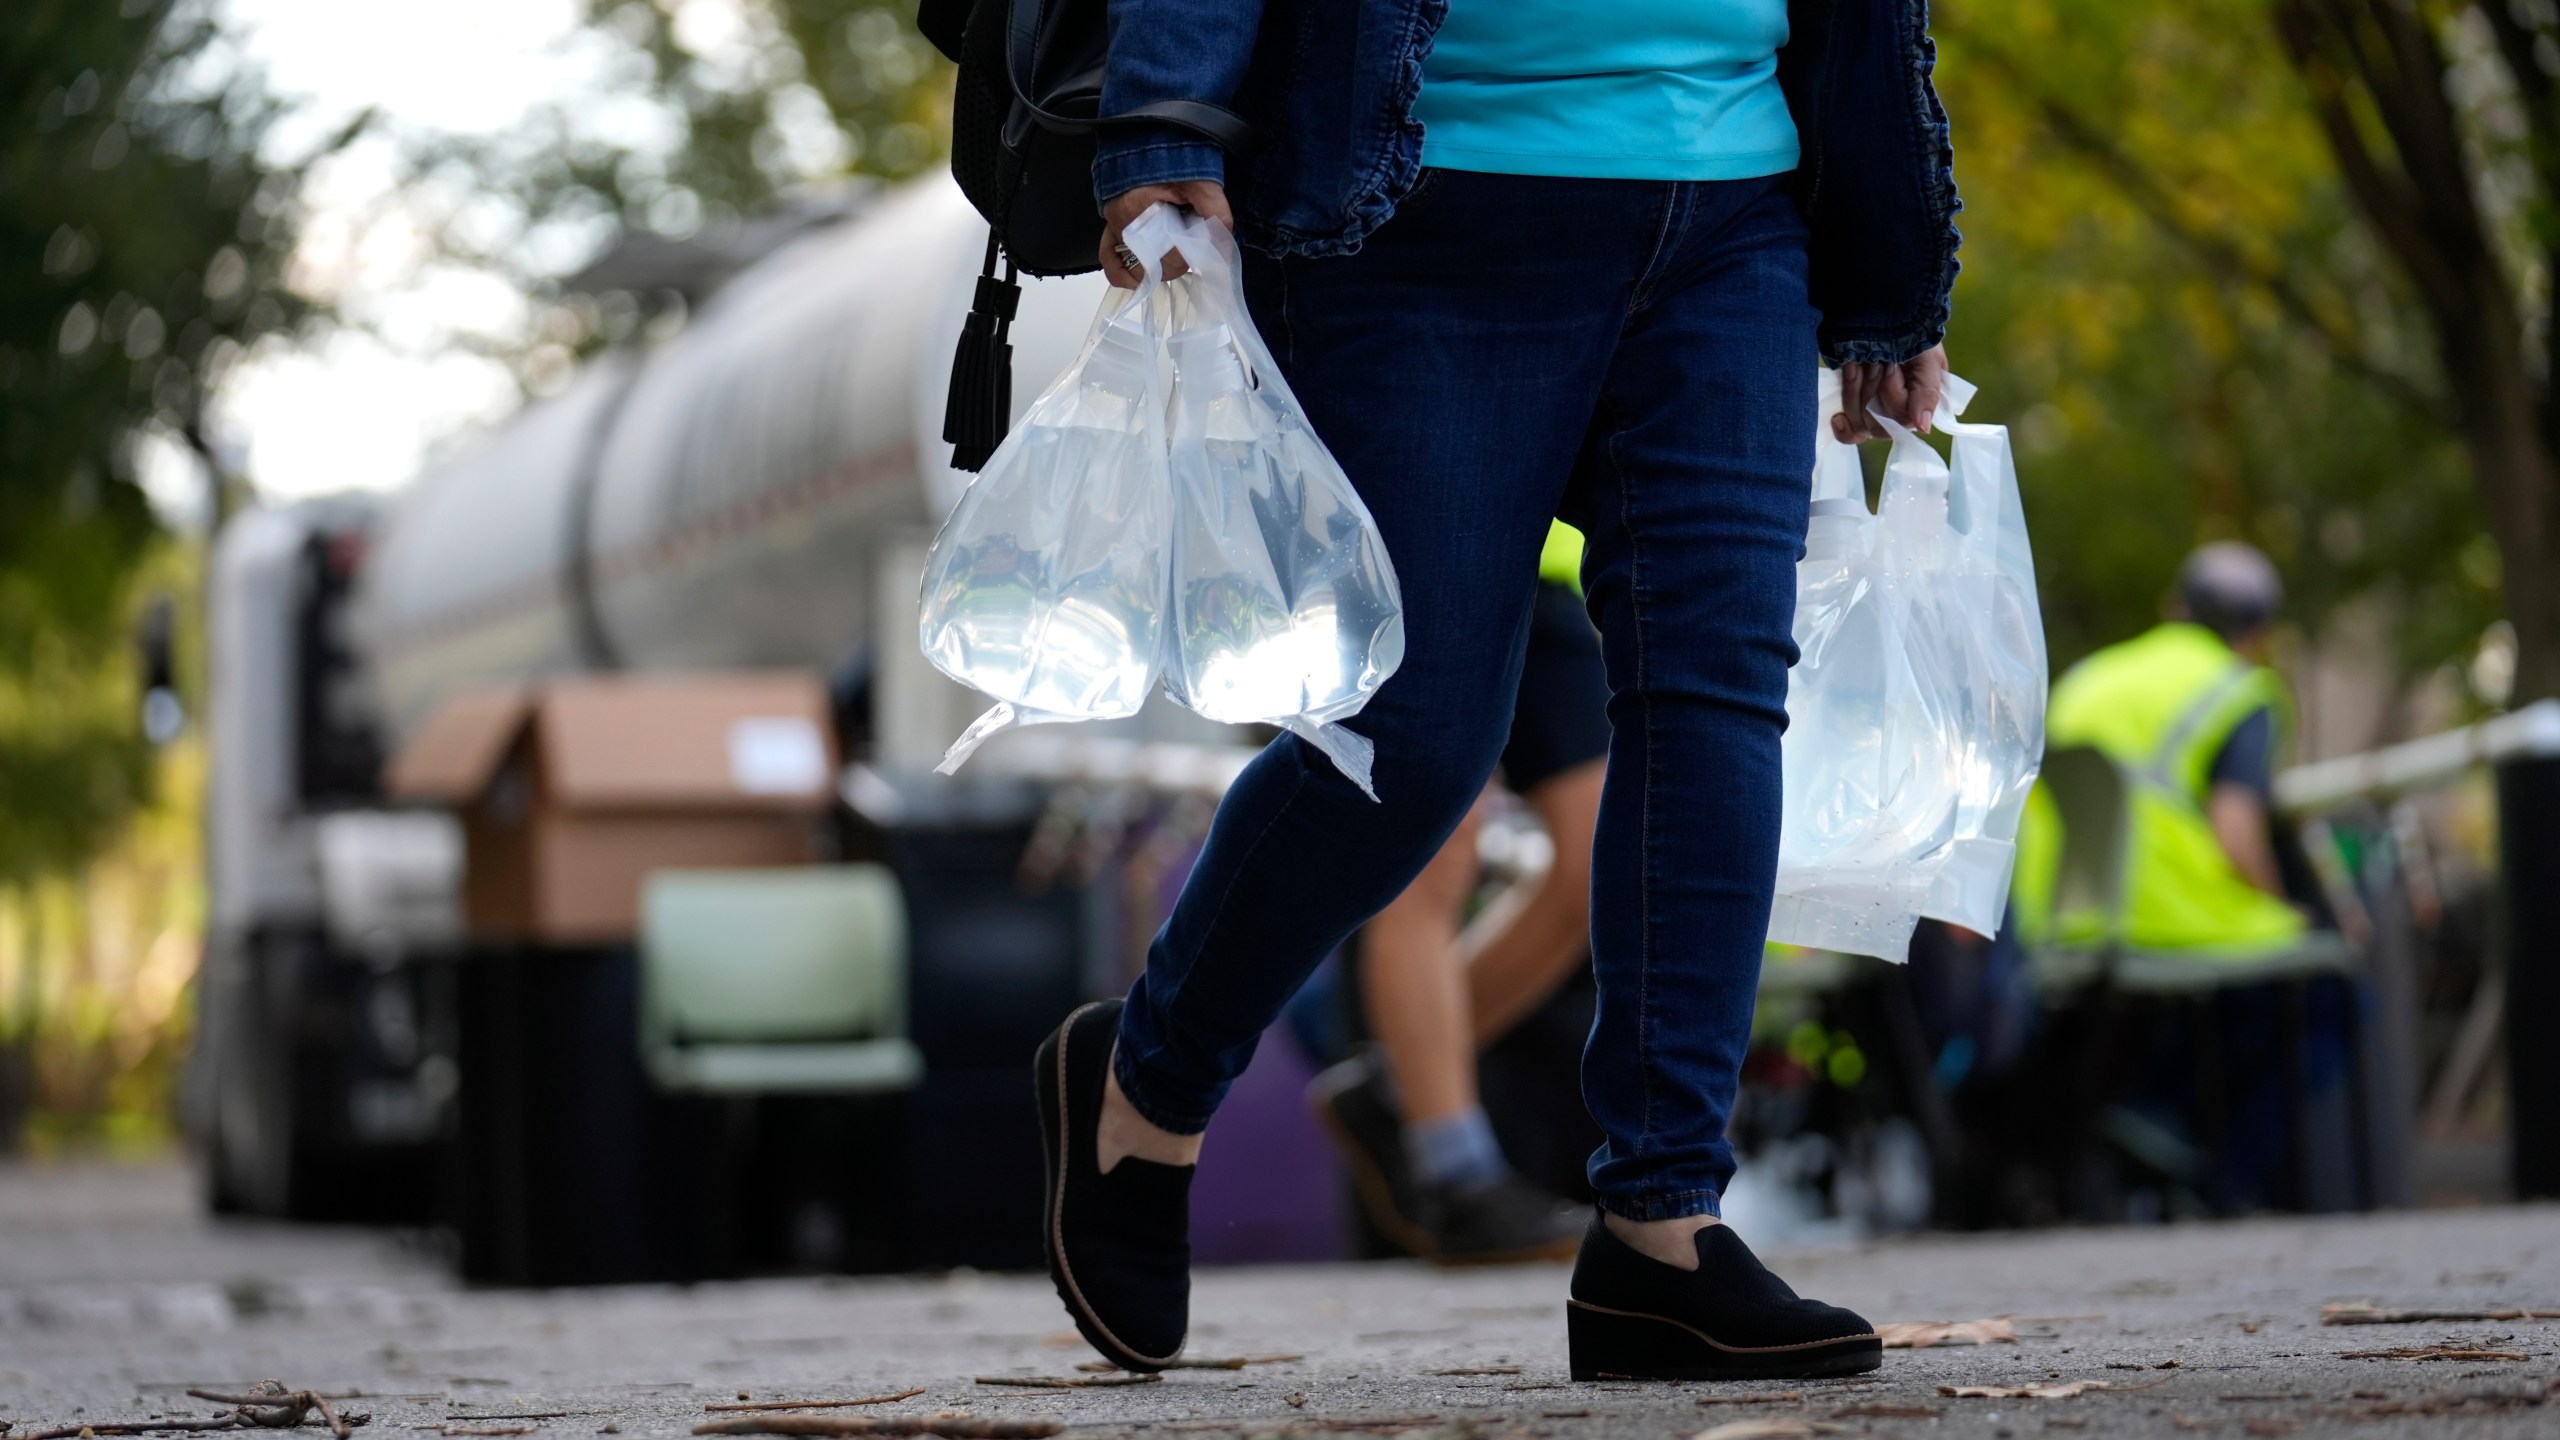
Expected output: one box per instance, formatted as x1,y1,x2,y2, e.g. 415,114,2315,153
1099,180,1233,289
1832,344,1950,442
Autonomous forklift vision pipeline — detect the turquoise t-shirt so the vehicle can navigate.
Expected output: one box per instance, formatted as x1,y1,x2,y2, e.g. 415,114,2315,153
1412,0,1798,181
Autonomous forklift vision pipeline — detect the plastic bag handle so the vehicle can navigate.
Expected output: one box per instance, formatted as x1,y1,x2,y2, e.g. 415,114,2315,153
1121,202,1237,286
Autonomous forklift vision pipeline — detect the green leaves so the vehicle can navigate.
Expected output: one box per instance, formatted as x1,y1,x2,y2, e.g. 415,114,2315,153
1936,1,2495,690
2,1,314,880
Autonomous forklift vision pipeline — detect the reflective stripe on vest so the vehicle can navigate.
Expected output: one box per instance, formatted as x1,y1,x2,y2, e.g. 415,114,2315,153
2035,623,2306,957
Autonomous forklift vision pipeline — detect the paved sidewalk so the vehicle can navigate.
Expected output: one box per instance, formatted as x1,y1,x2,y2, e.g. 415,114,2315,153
3,1162,2554,1440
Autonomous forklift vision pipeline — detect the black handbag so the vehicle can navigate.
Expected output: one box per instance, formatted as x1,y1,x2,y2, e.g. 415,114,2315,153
918,0,1252,469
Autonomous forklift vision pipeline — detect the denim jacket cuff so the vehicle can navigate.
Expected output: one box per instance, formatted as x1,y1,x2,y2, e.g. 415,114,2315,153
1093,136,1230,209
1822,328,1948,369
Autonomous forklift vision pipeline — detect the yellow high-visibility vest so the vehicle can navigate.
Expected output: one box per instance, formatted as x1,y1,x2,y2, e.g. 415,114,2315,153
2015,622,2305,957
1540,521,1585,594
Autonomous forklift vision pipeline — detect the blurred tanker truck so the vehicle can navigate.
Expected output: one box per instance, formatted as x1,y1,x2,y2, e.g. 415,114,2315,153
190,177,1254,1280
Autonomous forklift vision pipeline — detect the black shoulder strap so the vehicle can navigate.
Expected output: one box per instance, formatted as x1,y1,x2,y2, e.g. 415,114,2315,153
1004,0,1254,149
1103,98,1254,151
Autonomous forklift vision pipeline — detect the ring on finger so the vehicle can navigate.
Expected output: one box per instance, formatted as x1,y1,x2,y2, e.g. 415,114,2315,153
1113,242,1143,274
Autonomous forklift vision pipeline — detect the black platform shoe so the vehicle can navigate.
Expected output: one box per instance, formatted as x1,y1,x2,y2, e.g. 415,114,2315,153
1035,1000,1193,1372
1566,1215,1882,1381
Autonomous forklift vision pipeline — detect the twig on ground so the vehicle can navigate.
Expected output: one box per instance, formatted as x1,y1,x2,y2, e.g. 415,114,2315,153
2336,1345,2530,1361
705,1394,928,1414
188,1386,362,1440
972,1375,1161,1390
2322,1304,2560,1325
1694,1393,1804,1408
415,1427,537,1436
22,1384,372,1440
1422,1369,1519,1378
691,1414,1059,1424
18,1421,257,1439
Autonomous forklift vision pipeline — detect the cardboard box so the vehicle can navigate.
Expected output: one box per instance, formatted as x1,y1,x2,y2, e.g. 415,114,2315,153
385,672,837,944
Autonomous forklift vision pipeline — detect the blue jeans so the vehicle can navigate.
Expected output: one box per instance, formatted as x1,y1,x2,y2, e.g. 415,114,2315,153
1114,170,1817,1221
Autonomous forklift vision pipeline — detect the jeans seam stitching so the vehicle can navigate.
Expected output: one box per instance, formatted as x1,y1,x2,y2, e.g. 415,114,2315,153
1603,404,1658,1190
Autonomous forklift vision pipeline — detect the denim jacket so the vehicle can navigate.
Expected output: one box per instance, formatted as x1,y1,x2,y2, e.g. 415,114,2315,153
1095,0,1960,366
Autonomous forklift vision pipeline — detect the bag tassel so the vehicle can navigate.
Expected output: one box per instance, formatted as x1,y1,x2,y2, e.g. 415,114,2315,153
942,230,1020,472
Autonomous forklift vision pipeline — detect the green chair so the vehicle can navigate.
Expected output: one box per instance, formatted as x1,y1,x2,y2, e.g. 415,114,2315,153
639,866,923,1094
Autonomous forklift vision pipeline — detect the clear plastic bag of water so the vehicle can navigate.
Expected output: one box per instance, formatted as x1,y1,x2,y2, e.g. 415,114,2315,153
917,286,1172,766
918,204,1403,792
1144,206,1404,795
1770,369,2046,961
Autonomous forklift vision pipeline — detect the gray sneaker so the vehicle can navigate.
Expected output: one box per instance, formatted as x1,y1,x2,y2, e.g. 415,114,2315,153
1309,1053,1584,1264
1418,1172,1586,1265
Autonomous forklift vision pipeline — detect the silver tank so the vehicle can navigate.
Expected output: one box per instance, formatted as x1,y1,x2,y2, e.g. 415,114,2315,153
357,178,1109,741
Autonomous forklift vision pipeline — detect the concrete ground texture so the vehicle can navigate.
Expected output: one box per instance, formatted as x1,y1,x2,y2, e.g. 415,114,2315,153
4,1163,2555,1440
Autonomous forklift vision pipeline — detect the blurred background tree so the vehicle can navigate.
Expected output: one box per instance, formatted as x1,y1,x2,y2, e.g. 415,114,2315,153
407,0,951,390
2,0,336,884
3,1,339,1142
1939,0,2555,711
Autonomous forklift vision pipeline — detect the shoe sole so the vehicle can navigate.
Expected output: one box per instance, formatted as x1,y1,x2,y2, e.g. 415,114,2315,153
1566,1298,1884,1382
1037,1002,1181,1374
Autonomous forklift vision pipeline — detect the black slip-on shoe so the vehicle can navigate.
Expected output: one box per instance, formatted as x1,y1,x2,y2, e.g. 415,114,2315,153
1035,1000,1192,1372
1307,1053,1434,1257
1422,1173,1586,1266
1566,1214,1882,1381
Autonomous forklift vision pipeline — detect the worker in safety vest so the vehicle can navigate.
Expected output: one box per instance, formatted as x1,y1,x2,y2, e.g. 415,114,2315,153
2021,541,2311,955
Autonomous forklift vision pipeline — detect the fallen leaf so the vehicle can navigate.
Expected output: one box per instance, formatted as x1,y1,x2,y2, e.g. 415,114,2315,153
1939,1382,2111,1400
2239,1323,2260,1335
1876,1317,2018,1349
1284,1395,1306,1411
1692,1421,1843,1440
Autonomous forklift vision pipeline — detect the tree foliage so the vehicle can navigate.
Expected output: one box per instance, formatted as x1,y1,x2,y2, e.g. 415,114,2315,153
1,1,330,882
1936,0,2496,687
414,0,951,381
1940,1,2560,707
